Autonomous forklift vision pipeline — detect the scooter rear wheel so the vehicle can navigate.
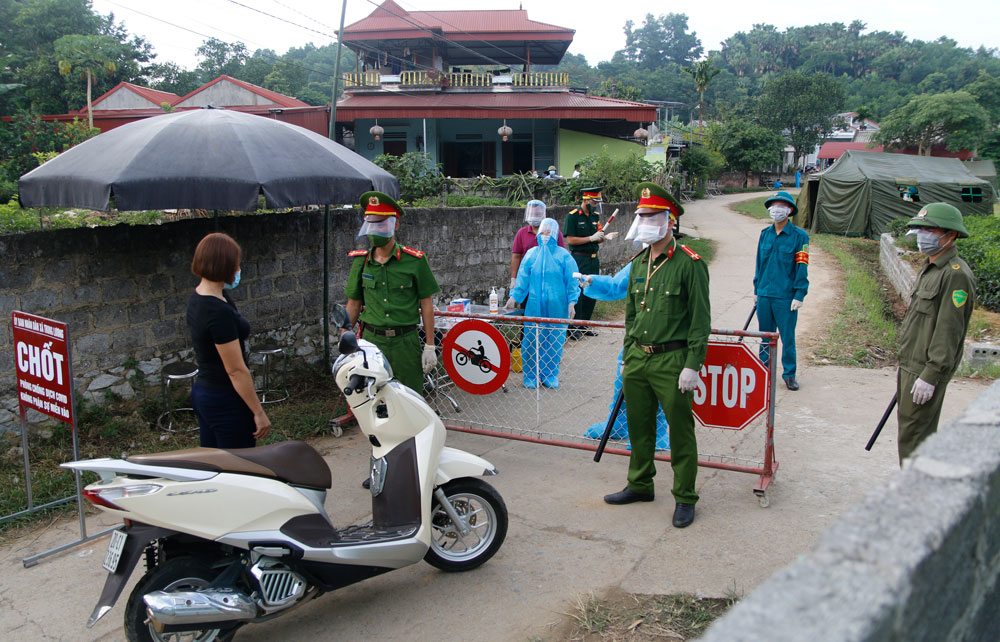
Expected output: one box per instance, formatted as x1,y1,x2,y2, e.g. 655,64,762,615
425,478,508,572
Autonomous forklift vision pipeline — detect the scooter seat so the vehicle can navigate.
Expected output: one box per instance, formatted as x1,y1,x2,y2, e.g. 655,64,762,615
127,440,332,489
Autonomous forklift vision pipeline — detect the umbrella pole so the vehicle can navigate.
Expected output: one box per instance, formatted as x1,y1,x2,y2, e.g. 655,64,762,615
323,204,331,371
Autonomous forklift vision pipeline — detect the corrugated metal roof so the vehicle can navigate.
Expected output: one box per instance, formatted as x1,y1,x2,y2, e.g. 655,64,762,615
335,92,655,121
344,0,573,38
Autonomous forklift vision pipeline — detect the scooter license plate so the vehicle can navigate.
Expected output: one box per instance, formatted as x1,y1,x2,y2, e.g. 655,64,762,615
102,529,127,573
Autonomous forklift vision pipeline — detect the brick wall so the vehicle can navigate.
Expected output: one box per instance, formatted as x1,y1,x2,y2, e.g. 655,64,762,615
1,203,638,431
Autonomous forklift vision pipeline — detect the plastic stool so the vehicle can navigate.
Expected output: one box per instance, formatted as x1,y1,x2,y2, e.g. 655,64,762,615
251,344,289,404
157,361,198,432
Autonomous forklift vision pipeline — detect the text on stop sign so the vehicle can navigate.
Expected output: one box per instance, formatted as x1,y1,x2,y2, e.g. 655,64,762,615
692,364,755,409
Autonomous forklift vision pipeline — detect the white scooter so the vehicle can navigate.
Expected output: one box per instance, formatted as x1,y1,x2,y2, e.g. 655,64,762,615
62,309,507,642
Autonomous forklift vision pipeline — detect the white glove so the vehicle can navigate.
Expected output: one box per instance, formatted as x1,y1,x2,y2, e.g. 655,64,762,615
790,299,803,311
572,271,593,288
568,303,576,319
509,277,516,290
605,231,619,241
678,367,700,393
503,296,517,311
421,344,437,373
911,378,935,405
589,230,606,243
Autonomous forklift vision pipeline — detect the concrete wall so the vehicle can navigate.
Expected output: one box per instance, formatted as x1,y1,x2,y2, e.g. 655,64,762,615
699,378,1000,642
879,232,918,306
1,204,637,431
94,89,159,111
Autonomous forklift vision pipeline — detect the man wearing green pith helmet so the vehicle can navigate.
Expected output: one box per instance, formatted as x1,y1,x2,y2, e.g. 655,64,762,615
896,202,976,463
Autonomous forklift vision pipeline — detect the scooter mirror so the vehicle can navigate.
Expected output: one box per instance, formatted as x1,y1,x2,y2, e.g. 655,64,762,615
331,303,351,330
338,331,360,355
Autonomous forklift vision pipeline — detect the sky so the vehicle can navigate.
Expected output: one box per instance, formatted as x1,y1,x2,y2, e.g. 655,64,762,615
91,0,999,71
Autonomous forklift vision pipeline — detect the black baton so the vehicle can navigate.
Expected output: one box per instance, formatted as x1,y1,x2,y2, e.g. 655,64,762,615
594,388,625,462
738,304,757,343
865,393,898,451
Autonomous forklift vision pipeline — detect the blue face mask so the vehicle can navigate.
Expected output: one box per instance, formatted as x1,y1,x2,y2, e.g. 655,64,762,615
224,269,241,290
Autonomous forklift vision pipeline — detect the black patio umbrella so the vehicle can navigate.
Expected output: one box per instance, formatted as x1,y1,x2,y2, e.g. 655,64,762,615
19,107,399,364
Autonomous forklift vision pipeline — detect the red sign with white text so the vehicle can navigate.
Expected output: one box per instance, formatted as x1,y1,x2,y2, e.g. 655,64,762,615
692,341,770,430
11,311,74,425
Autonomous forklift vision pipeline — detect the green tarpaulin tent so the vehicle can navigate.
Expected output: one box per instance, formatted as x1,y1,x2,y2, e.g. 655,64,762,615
794,150,992,239
964,160,998,200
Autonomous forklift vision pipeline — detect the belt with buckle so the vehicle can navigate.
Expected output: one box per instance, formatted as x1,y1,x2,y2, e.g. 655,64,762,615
366,324,417,337
637,340,687,354
572,251,597,258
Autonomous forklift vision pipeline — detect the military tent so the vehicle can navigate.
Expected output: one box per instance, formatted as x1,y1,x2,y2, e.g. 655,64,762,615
794,150,992,238
964,160,997,200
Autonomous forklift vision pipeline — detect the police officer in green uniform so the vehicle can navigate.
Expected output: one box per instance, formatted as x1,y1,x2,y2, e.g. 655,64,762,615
345,192,440,394
564,187,617,337
896,202,976,463
603,182,710,529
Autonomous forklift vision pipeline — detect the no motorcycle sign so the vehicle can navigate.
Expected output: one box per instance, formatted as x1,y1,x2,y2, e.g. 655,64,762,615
441,319,510,395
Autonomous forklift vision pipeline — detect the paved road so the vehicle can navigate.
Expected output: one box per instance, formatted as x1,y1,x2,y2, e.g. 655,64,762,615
1,193,990,641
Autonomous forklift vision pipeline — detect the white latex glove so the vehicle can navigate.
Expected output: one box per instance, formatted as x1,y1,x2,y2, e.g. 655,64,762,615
678,367,700,393
790,299,803,311
589,230,606,243
604,231,619,241
572,271,593,288
509,277,516,290
503,296,517,311
421,344,437,373
911,378,935,405
568,303,576,319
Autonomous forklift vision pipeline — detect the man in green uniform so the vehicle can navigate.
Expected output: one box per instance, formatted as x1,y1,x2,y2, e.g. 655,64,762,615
896,202,976,463
603,182,711,529
564,187,617,338
345,191,440,394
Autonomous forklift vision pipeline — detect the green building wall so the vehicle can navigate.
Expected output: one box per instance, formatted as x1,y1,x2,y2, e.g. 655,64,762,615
556,129,646,175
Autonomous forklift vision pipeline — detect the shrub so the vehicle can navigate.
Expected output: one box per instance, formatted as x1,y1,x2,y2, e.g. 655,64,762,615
957,215,1000,311
445,194,515,207
372,152,444,202
0,179,15,203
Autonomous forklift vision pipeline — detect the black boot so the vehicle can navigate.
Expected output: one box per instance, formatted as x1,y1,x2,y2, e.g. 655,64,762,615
603,487,654,505
672,503,695,528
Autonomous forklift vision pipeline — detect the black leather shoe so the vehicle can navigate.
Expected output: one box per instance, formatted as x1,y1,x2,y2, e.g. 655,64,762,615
584,329,598,336
672,502,695,528
785,378,799,391
361,478,371,490
603,487,654,505
567,330,581,341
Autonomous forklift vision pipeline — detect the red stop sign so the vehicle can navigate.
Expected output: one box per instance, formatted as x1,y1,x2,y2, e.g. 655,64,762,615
692,341,770,430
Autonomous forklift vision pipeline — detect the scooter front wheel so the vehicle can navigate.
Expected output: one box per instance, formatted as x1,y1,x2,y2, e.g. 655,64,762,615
425,478,508,572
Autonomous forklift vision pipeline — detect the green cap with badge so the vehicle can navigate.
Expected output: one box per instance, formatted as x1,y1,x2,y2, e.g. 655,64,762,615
906,202,969,238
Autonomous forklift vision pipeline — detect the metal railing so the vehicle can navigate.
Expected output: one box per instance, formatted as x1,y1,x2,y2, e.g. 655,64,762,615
342,71,570,89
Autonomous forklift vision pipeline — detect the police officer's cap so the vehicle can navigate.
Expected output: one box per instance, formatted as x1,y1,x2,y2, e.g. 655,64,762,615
635,182,684,218
906,202,969,238
764,191,798,216
359,191,404,218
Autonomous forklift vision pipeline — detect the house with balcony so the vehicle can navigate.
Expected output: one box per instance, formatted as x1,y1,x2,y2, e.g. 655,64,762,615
333,0,656,177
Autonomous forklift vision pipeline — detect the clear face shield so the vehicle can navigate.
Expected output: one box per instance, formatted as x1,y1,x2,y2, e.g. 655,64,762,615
584,197,603,217
624,211,670,245
536,217,559,245
524,200,546,227
357,215,396,238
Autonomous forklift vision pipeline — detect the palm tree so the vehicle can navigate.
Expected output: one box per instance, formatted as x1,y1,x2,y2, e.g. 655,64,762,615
683,59,721,134
55,34,118,129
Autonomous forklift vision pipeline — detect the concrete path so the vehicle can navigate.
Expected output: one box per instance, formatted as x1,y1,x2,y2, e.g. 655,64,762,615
0,194,990,642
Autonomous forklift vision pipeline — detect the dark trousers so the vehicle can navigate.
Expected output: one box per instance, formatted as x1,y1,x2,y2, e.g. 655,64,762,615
192,381,256,449
571,253,600,323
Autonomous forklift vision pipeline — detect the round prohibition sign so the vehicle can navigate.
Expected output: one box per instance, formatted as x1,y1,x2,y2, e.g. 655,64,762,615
441,319,510,395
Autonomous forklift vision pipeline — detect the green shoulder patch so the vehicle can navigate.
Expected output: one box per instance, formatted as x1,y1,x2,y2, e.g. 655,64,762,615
952,290,968,308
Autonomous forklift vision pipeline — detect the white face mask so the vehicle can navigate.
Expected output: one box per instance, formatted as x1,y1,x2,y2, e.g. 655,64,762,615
527,216,543,227
768,205,791,222
912,228,947,255
538,233,551,244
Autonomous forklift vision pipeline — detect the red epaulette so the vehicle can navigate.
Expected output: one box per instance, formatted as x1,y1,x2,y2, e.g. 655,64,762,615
400,245,424,258
348,249,367,257
680,245,701,260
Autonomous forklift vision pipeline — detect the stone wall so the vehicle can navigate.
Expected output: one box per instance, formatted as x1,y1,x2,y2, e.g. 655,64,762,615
879,232,917,306
698,379,1000,642
0,203,638,431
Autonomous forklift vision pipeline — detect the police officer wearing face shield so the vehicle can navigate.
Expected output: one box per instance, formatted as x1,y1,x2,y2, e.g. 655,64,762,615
896,203,976,462
603,182,710,529
345,192,440,394
753,191,810,391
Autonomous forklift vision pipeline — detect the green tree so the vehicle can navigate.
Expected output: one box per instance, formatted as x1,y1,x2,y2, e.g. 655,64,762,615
875,91,990,155
756,71,845,167
706,119,783,187
592,77,643,101
146,62,200,97
55,34,118,128
683,59,721,133
195,38,249,82
621,13,702,68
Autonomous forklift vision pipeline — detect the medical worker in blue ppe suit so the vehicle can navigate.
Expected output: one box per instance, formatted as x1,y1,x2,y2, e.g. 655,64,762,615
578,259,670,451
509,217,580,389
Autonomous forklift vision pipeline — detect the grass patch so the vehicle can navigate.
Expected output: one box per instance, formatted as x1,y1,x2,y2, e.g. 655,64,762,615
541,589,737,641
812,234,898,367
968,308,1000,343
0,359,345,538
954,360,1000,379
728,196,770,219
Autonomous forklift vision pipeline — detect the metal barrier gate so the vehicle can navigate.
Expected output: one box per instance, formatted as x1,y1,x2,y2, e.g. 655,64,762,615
427,310,780,506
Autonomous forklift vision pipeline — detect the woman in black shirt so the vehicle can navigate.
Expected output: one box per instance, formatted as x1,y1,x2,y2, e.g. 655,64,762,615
186,233,270,448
